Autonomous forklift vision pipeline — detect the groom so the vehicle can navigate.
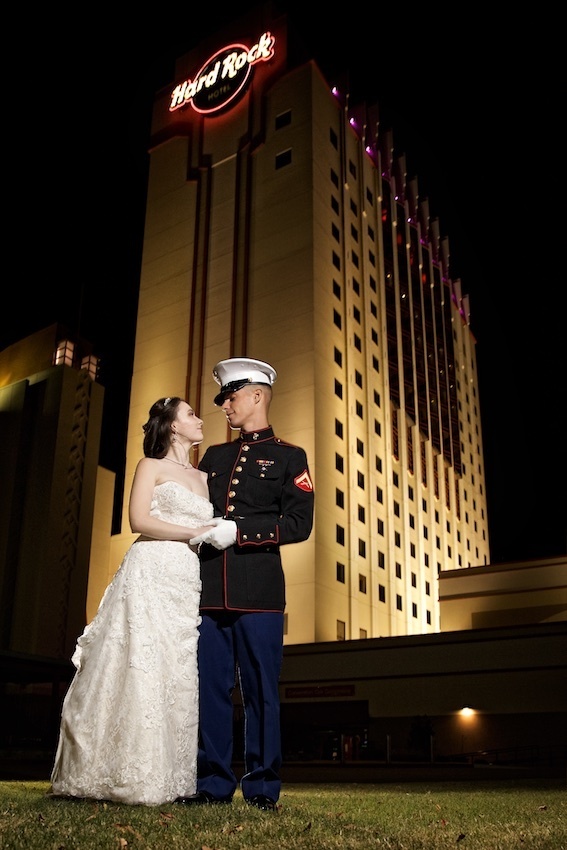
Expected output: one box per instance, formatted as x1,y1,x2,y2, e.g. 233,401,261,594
177,357,314,810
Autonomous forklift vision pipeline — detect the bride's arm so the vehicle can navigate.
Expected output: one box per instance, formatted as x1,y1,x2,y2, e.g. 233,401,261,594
129,458,213,541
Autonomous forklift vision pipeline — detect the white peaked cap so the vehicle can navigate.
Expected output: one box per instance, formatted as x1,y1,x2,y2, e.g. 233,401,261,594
212,357,277,405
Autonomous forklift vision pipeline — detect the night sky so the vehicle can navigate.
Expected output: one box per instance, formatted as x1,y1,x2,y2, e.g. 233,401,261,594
4,3,565,563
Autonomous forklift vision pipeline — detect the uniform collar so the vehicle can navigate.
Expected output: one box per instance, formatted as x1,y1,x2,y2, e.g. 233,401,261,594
239,426,274,444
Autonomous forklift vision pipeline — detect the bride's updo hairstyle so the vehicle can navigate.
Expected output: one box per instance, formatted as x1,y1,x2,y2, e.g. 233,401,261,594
142,397,182,458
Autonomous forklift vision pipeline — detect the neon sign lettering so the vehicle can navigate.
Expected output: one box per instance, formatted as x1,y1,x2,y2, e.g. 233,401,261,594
169,31,276,115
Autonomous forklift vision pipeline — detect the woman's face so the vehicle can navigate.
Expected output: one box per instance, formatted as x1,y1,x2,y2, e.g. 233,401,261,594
174,401,204,445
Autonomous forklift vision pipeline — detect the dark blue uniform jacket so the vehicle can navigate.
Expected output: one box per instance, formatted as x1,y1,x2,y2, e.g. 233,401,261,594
198,426,314,612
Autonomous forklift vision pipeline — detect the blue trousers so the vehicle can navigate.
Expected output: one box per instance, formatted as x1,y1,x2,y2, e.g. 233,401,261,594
196,611,284,802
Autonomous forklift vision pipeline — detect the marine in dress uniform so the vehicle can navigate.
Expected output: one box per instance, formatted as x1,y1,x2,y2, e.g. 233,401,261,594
177,358,314,811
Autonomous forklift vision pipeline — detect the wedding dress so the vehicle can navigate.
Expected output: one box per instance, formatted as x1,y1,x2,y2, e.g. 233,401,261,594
50,482,212,806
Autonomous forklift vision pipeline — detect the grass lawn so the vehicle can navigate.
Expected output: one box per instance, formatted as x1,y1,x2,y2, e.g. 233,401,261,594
1,778,565,849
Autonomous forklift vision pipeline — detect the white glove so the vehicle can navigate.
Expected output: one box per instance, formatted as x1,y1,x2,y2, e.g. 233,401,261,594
192,519,237,550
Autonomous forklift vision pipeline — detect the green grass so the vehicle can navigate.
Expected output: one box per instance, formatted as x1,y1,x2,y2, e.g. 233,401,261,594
1,779,565,849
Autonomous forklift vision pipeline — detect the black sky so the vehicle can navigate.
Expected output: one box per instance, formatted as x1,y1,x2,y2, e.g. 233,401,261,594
4,3,565,563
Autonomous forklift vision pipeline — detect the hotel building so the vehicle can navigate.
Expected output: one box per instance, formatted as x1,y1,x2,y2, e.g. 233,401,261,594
117,5,489,646
2,7,565,772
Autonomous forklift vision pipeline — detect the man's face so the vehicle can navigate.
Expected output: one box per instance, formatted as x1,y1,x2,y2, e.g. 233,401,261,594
220,386,256,429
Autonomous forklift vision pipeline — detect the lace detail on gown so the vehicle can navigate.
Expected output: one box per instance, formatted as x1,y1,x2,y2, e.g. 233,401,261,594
50,483,213,806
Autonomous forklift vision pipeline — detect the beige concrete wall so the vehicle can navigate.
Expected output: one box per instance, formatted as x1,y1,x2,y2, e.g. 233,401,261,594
439,557,567,630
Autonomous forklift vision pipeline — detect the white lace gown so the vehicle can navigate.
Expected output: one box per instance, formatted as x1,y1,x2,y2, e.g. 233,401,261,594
50,482,212,806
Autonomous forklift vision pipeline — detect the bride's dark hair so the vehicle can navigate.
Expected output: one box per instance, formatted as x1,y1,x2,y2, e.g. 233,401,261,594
142,397,182,458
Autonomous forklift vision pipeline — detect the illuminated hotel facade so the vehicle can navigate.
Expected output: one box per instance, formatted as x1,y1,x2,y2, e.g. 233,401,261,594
119,6,489,645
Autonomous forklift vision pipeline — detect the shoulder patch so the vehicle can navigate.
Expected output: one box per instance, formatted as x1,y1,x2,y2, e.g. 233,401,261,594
294,469,313,492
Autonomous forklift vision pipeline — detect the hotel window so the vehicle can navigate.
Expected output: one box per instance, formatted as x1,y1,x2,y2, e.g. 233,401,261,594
332,251,341,270
424,525,428,539
372,356,379,372
396,594,403,611
422,498,427,511
358,505,365,523
356,401,363,418
366,186,373,205
275,149,292,169
333,280,341,299
330,128,338,149
357,471,365,489
332,223,340,242
394,502,400,517
370,302,377,317
395,532,401,547
375,456,382,472
348,160,357,179
350,199,357,215
358,574,367,593
425,581,430,596
275,109,291,129
354,334,361,351
352,278,360,295
368,250,376,266
377,519,384,535
336,562,345,583
336,525,345,545
410,543,416,557
378,584,386,602
369,274,377,291
374,391,381,406
376,486,383,503
412,602,418,618
334,379,343,398
334,347,342,366
352,251,359,268
424,553,429,567
411,572,416,588
333,309,341,329
336,488,344,508
353,305,361,323
351,224,359,241
335,419,343,438
331,195,339,214
367,224,375,241
355,370,362,387
335,453,344,473
371,329,378,345
426,610,431,625
356,438,364,456
330,167,339,187
408,485,414,500
378,550,385,568
337,620,346,641
409,513,415,528
393,472,399,487
395,562,402,578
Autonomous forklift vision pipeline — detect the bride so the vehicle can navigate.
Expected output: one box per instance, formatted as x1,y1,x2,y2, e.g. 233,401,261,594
50,396,222,805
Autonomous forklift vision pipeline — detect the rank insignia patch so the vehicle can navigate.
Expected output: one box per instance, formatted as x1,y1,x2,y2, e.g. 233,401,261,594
294,470,314,492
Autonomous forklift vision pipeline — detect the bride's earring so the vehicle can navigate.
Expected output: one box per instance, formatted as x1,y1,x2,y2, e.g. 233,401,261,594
171,430,177,443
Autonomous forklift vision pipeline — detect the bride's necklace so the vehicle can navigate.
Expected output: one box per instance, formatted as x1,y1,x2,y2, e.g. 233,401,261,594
163,456,193,470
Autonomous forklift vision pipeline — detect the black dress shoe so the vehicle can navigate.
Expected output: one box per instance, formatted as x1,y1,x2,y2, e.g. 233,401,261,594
174,791,232,804
246,794,277,811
